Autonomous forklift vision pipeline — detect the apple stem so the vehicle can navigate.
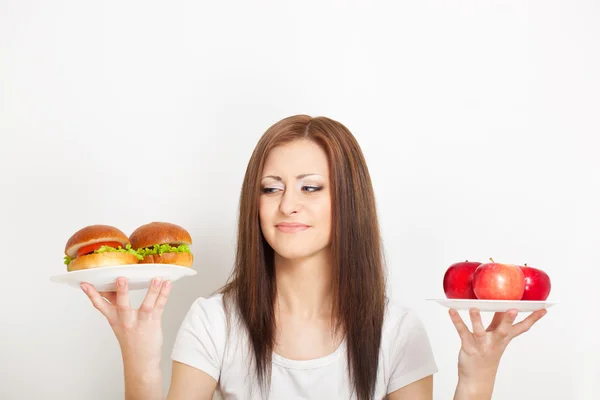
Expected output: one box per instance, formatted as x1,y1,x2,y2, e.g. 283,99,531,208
489,257,495,263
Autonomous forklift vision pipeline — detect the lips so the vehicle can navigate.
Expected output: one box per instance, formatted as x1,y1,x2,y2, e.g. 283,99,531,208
276,222,310,233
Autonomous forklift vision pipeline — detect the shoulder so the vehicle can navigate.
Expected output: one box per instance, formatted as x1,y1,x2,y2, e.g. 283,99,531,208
380,297,437,364
187,293,227,318
171,294,229,381
380,298,438,393
176,293,230,338
382,297,428,336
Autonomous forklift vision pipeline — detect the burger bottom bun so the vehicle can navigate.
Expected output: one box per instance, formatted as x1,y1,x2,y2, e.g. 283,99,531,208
139,252,193,267
68,252,140,272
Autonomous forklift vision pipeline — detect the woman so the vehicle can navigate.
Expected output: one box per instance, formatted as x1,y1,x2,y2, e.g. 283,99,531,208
81,115,547,399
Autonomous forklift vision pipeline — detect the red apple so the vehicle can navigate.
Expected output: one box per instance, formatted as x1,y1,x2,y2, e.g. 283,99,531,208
520,264,551,301
443,260,481,299
472,258,525,300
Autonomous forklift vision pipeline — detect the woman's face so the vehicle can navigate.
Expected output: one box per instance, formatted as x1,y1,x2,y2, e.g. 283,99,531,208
259,139,332,261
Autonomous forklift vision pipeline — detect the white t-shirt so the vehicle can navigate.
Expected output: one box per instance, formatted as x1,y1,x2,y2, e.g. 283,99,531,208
171,294,438,399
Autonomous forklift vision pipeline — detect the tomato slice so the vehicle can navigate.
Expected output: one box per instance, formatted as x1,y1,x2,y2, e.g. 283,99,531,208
76,241,125,258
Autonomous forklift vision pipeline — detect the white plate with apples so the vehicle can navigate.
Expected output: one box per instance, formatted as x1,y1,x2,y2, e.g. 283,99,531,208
428,298,558,312
428,258,558,312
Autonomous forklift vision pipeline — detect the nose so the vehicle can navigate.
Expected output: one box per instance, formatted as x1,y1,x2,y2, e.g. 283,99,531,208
279,188,302,216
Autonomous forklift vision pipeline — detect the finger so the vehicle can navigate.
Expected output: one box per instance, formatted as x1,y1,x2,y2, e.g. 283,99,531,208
486,312,506,332
511,309,547,338
138,278,164,320
98,291,117,305
469,308,486,337
115,277,132,312
81,283,116,320
449,309,472,342
496,309,519,338
153,280,172,319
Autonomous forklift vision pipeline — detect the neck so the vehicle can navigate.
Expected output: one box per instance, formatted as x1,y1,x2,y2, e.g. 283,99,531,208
274,249,333,319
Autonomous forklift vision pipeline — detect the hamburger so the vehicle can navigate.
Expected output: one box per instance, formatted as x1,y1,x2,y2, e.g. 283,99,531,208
64,225,143,271
129,222,193,267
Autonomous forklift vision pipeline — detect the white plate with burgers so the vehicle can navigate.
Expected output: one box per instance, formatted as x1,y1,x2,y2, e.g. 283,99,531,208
51,222,197,292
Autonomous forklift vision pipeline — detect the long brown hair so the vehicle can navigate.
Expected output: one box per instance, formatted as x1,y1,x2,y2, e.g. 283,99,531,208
220,115,387,399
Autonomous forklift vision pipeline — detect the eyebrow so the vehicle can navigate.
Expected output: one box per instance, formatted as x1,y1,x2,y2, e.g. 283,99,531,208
261,173,322,181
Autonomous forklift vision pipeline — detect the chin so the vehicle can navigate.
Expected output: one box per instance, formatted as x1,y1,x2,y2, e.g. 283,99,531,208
271,244,330,262
275,251,313,261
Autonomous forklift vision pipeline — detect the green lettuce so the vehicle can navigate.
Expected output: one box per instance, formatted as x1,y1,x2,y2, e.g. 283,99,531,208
136,243,192,257
63,243,144,265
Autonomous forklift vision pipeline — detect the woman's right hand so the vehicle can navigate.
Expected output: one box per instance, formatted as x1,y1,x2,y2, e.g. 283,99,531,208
80,277,172,365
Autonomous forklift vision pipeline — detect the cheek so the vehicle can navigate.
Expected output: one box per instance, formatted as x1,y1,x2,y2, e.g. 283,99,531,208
259,197,266,220
308,198,332,240
314,198,332,224
259,197,277,228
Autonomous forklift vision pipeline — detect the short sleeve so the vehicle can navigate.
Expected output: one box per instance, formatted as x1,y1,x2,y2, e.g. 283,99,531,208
386,308,438,394
170,296,225,382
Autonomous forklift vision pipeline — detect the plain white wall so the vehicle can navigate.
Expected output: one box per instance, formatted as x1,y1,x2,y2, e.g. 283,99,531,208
1,0,598,399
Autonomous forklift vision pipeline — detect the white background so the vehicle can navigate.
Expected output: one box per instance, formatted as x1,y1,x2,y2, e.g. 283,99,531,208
2,1,599,399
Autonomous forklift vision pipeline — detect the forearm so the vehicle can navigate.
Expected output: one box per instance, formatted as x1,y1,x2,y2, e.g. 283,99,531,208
453,377,495,400
123,356,164,400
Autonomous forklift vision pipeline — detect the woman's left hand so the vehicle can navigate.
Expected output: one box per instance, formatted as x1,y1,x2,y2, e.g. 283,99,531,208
449,308,547,389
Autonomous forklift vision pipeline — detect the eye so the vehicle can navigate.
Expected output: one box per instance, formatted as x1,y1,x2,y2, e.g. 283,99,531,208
261,187,280,194
303,186,323,193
